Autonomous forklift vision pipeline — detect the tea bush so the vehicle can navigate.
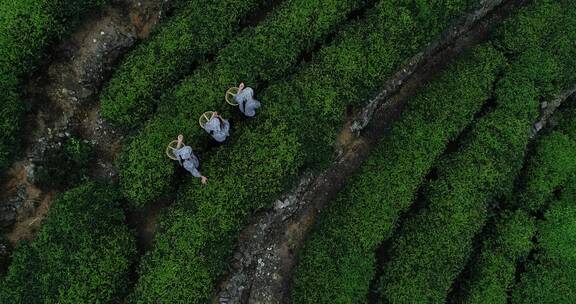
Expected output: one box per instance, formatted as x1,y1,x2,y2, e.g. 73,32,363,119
99,0,272,127
456,103,576,304
0,182,136,304
129,1,487,301
511,183,576,304
457,211,536,304
378,2,576,301
119,0,372,205
291,45,504,303
293,1,576,302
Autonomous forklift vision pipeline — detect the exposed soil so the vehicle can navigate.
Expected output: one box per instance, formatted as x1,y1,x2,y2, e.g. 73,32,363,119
0,0,172,246
215,0,529,303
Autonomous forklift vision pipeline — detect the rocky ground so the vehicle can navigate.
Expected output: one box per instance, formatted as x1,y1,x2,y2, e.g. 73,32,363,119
0,0,171,244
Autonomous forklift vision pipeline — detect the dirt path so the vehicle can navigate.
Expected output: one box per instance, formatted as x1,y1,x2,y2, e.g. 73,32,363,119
215,1,527,303
0,0,172,246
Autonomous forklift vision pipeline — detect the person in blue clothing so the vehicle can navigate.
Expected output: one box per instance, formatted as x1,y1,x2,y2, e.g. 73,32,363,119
173,134,208,185
234,82,261,117
202,111,230,143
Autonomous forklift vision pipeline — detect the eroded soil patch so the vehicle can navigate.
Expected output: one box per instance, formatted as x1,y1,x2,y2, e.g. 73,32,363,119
0,0,171,246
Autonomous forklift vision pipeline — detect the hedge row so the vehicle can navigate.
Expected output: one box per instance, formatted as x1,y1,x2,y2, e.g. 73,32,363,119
291,45,504,303
516,117,576,212
0,0,107,175
0,182,136,304
128,0,476,302
377,78,537,302
292,1,575,302
378,2,576,302
119,0,372,205
511,182,576,304
455,102,576,304
99,0,271,127
457,210,536,304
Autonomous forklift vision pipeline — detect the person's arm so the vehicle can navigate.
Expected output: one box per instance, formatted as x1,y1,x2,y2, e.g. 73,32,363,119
189,168,208,185
176,134,184,149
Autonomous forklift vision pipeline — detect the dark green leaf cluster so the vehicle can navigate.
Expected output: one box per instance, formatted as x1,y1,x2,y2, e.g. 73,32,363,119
293,1,576,302
0,182,136,304
35,137,94,190
128,0,475,302
0,0,108,175
118,0,370,206
511,183,576,304
458,211,535,304
380,53,567,304
99,0,270,127
517,112,576,212
292,45,504,303
456,103,576,304
378,2,576,302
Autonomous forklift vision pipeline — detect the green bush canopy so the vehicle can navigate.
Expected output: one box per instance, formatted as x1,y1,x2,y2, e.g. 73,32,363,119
455,102,576,304
128,0,477,302
511,182,576,304
100,0,272,127
0,182,136,304
118,0,372,206
293,0,576,302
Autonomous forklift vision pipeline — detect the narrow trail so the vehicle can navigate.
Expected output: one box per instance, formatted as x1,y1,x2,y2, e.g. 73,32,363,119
0,0,172,246
215,0,527,303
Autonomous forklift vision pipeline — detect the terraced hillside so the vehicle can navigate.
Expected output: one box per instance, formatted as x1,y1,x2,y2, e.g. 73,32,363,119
1,0,575,303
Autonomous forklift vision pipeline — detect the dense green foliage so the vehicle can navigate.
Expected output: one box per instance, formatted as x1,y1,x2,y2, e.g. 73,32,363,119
293,1,576,302
0,182,136,303
516,121,576,212
99,0,271,127
0,0,108,175
378,2,576,302
292,45,504,303
129,0,475,302
457,211,535,304
455,103,576,304
379,52,557,304
35,138,94,190
511,183,576,304
119,0,371,205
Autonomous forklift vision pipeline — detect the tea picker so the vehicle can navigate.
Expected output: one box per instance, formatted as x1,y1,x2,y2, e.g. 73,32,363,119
199,111,230,143
166,134,208,185
226,82,261,117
